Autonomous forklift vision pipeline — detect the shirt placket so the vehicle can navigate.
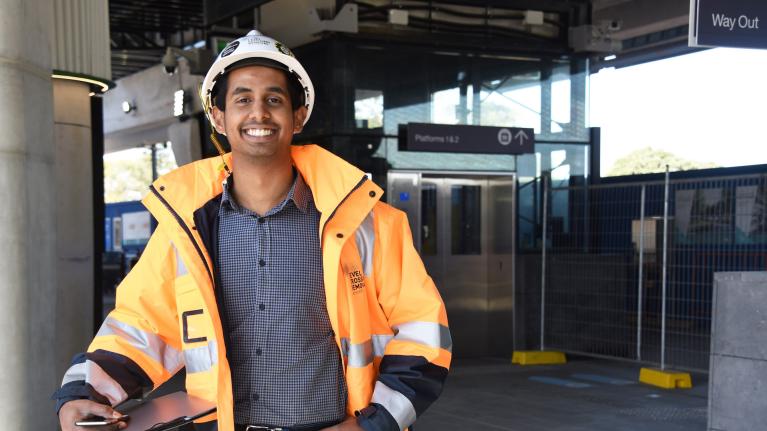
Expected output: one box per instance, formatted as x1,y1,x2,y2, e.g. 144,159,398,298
251,212,270,416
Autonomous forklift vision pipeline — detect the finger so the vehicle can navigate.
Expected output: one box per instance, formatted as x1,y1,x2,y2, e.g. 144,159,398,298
84,401,122,418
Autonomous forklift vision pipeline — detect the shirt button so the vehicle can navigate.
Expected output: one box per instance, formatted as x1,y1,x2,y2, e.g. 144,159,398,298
259,303,265,311
258,259,266,267
252,393,259,401
256,348,262,356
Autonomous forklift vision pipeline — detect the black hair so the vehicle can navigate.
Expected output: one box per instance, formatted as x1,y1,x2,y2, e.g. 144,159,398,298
211,62,305,112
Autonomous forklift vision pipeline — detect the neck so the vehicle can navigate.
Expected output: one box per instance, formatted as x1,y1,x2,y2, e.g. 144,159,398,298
230,153,294,216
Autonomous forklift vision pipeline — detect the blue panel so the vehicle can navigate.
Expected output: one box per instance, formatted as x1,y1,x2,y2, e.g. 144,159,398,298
571,373,635,385
104,218,112,251
529,376,592,389
399,192,410,202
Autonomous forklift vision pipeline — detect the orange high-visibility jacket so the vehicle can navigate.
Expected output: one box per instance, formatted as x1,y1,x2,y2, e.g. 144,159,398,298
57,145,451,431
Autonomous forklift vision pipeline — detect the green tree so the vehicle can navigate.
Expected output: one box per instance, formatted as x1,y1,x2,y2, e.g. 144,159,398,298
608,147,719,176
104,146,178,203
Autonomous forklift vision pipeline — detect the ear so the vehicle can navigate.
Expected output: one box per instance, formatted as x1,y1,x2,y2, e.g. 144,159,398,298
211,106,227,136
292,106,308,134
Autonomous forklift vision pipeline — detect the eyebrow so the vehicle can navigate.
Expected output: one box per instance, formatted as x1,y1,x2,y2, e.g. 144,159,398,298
230,86,287,96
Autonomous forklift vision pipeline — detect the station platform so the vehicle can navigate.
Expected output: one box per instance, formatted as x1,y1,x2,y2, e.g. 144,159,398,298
416,356,708,431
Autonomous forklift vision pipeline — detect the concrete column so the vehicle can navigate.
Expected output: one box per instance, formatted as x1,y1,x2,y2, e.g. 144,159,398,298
169,118,203,167
0,0,57,429
52,79,94,384
48,0,111,419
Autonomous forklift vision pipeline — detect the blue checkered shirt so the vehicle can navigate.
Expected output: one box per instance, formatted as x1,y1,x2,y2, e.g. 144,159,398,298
217,171,347,426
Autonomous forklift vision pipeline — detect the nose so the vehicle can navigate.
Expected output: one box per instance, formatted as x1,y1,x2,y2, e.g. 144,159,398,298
247,100,271,122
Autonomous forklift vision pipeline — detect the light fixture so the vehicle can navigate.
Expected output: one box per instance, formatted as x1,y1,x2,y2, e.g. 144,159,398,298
122,100,136,114
173,90,185,117
51,70,115,93
604,54,617,61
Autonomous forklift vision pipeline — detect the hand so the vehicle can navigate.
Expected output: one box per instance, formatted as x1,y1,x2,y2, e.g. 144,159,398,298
58,399,127,431
320,417,364,431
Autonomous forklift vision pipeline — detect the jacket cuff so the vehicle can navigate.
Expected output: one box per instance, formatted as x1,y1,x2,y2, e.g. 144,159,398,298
52,381,110,414
356,403,400,431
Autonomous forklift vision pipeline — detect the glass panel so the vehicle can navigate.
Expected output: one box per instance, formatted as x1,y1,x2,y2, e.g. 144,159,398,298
431,87,460,124
516,143,589,252
354,89,384,129
551,77,571,133
156,142,178,175
104,143,179,204
451,185,482,255
479,75,541,133
421,183,438,255
104,147,152,203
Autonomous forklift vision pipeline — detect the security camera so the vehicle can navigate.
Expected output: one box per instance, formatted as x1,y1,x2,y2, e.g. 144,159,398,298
162,47,178,75
161,47,213,76
606,20,622,32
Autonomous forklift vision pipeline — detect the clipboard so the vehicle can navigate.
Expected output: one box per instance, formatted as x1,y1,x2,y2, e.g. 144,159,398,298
118,391,216,431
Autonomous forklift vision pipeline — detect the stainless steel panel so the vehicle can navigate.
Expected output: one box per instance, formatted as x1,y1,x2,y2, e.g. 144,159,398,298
387,171,516,359
420,178,444,315
487,177,516,357
442,178,489,358
387,172,421,248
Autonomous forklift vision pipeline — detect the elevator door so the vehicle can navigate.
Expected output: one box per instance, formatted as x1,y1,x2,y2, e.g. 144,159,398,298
416,175,516,358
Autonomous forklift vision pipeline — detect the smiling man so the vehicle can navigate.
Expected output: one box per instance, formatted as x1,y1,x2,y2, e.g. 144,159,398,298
54,30,451,431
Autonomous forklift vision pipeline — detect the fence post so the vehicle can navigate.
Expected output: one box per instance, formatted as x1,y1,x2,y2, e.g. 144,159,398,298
637,185,646,361
661,166,670,370
540,175,548,351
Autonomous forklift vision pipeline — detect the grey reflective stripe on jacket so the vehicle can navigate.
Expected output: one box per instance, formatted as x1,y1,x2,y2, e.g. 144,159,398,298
183,340,218,373
354,211,375,277
371,380,417,431
96,316,184,374
60,360,129,406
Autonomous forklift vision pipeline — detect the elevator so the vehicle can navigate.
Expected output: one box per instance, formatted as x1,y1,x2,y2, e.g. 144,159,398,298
387,171,516,358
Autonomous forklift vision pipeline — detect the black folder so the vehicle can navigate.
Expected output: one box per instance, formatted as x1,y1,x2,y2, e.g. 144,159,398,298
120,391,216,431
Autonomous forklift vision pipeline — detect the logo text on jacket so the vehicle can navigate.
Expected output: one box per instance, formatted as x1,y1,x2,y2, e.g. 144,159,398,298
348,268,365,294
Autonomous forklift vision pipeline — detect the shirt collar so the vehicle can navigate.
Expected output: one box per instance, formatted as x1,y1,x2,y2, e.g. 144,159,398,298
291,171,310,213
220,168,310,214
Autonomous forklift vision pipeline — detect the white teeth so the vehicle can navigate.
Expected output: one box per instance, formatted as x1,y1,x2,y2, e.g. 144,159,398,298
244,128,274,137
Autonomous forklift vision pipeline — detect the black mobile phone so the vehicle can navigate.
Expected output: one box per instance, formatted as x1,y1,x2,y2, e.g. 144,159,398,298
74,415,130,427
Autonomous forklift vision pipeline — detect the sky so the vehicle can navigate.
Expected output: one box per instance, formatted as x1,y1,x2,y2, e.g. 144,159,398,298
589,47,767,174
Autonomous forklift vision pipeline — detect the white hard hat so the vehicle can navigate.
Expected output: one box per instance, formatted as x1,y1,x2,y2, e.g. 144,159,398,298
200,30,314,126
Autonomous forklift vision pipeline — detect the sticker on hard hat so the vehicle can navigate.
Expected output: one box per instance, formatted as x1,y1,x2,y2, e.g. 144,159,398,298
220,41,239,58
275,42,294,57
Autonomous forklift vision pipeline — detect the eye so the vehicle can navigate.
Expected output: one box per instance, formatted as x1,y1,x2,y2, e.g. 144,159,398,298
267,96,283,105
235,96,251,104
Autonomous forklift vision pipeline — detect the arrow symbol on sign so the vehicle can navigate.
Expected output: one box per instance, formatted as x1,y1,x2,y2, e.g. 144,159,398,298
514,130,529,146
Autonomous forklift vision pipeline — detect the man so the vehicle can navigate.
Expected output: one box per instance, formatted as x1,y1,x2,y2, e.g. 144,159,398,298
54,30,451,431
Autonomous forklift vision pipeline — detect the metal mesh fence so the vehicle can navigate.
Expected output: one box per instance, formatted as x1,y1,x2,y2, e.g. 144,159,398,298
541,173,767,371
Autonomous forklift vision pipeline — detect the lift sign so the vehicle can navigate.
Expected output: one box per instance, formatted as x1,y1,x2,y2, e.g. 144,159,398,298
689,0,766,49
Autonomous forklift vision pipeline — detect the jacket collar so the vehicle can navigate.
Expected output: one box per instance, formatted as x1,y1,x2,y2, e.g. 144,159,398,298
143,144,373,226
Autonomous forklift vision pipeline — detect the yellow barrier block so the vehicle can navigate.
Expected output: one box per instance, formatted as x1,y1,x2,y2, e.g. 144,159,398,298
511,350,567,365
639,367,692,389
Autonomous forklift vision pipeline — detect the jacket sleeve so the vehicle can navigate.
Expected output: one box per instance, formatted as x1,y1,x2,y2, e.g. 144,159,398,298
52,227,184,413
363,205,451,431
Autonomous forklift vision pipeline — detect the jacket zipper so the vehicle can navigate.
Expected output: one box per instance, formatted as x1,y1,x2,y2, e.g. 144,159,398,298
319,175,370,367
149,185,215,285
